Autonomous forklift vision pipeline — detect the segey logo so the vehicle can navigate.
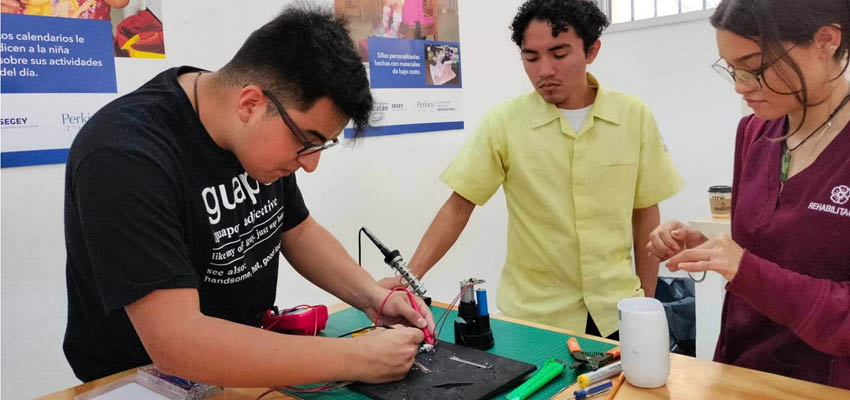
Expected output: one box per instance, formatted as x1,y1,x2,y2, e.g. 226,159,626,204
0,115,37,129
1,117,29,125
831,185,850,205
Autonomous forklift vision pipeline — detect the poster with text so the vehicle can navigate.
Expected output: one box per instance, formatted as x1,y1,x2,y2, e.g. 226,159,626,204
335,0,463,137
1,0,165,58
1,0,164,168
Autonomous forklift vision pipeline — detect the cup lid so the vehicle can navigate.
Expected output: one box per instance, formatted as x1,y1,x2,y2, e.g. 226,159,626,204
708,185,732,193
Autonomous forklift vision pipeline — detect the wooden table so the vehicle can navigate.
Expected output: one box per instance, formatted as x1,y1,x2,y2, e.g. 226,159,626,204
38,303,849,400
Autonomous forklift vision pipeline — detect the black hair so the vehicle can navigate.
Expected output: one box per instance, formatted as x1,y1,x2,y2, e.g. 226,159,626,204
510,0,609,54
711,0,850,133
219,3,372,138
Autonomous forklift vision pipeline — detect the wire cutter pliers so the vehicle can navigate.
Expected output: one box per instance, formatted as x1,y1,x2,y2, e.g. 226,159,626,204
567,336,621,371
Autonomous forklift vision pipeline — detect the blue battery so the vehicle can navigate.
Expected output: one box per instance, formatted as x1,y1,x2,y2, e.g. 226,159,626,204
475,289,489,316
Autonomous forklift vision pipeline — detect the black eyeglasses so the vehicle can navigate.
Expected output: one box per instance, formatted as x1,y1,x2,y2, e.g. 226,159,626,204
711,44,797,91
261,89,339,156
712,58,768,90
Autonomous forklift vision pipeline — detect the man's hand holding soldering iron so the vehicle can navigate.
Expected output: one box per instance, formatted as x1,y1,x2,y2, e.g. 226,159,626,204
353,287,436,382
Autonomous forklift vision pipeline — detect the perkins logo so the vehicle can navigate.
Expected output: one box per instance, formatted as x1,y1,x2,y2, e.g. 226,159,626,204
61,112,93,133
831,185,850,206
61,112,92,125
416,100,434,110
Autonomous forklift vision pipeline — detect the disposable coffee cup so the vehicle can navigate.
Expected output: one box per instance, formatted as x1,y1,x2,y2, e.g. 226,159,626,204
618,297,670,388
708,185,732,219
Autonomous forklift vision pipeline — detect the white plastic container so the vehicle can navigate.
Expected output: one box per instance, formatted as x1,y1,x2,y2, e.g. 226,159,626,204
618,297,670,388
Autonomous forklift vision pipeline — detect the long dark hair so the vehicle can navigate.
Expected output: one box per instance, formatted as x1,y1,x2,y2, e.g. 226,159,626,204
711,0,850,132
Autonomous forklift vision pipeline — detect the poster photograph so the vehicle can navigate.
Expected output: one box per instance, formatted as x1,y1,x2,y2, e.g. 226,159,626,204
0,0,164,167
334,0,463,137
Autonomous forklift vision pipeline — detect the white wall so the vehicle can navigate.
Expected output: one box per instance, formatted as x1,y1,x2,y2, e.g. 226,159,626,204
1,1,742,398
594,19,741,228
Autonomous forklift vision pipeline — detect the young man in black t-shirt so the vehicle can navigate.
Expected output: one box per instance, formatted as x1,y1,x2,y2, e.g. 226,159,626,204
63,6,434,386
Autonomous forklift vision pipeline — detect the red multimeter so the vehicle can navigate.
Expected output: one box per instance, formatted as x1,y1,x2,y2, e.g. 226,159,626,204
261,305,328,336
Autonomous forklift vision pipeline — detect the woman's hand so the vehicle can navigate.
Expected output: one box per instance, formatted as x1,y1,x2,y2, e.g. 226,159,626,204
647,220,708,261
666,235,745,282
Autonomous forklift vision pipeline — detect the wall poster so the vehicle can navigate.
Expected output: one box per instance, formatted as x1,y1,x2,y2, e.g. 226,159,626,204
335,0,462,137
1,0,164,168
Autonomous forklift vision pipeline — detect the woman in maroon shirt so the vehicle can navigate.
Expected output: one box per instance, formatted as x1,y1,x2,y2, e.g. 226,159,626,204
648,0,850,390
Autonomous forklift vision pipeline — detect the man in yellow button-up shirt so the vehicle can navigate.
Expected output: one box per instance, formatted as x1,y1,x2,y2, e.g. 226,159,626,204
381,0,682,338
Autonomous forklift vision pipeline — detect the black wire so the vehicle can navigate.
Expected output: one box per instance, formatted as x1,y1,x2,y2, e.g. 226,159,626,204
786,91,850,152
357,227,367,266
337,324,393,338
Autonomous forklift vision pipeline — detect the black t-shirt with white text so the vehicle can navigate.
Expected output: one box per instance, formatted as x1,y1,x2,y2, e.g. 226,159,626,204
63,67,309,381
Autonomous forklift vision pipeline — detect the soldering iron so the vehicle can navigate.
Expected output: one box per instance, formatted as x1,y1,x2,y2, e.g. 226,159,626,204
361,227,433,346
360,227,428,297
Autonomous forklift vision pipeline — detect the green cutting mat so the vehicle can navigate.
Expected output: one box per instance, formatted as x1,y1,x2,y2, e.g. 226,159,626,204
287,305,616,399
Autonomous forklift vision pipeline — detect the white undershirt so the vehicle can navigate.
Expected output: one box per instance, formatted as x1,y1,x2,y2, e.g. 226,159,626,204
560,106,592,133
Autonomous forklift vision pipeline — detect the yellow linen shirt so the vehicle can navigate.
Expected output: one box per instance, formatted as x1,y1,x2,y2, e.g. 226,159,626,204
440,74,682,336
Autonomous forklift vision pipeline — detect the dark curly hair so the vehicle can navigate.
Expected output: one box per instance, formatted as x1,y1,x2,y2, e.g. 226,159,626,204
510,0,609,54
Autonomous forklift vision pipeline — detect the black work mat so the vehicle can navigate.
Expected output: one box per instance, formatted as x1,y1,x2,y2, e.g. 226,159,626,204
349,341,536,400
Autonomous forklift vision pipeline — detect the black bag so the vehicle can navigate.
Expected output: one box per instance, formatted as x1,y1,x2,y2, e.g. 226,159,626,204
655,277,696,356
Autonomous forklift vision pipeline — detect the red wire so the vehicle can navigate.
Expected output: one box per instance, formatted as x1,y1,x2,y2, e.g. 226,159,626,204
375,286,435,345
258,381,353,399
268,304,341,394
373,286,410,326
260,285,473,399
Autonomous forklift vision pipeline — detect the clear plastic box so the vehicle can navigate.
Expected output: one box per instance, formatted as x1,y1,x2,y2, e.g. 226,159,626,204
135,365,222,400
